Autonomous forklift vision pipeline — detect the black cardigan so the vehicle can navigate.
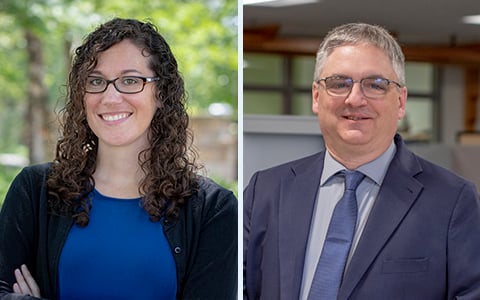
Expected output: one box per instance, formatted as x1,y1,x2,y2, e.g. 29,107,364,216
0,163,237,299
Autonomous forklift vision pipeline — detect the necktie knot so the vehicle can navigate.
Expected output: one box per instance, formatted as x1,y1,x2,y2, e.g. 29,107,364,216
343,170,365,191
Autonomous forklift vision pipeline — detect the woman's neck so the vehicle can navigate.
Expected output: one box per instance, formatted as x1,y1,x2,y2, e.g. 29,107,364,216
93,145,146,199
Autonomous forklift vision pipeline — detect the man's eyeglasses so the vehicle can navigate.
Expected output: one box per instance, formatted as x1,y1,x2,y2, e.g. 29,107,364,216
316,76,403,99
85,76,160,94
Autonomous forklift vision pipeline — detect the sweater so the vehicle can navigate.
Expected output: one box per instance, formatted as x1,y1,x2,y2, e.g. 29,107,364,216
0,163,237,300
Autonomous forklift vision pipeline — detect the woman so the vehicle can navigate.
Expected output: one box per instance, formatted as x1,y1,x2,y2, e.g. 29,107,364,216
0,18,237,299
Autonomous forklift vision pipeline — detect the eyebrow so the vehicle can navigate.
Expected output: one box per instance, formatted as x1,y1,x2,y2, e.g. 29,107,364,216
327,73,387,79
88,69,144,77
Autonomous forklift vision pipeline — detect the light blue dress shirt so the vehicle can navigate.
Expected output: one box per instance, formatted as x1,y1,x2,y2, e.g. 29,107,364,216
299,142,396,300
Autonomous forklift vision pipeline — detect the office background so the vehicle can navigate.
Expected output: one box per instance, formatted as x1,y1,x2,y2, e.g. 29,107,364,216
243,0,480,189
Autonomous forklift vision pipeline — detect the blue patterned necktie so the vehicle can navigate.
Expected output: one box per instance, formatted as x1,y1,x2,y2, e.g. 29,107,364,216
307,170,365,300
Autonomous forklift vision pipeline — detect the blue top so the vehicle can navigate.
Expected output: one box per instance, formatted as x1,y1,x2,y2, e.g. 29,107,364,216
58,189,177,300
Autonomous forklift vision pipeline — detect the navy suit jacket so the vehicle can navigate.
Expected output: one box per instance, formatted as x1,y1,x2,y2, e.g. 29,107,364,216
244,135,480,300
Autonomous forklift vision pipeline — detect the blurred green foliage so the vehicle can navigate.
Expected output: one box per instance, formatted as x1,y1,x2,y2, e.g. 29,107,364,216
0,0,238,205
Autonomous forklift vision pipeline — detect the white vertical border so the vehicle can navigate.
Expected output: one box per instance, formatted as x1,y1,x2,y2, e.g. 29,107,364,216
237,0,244,299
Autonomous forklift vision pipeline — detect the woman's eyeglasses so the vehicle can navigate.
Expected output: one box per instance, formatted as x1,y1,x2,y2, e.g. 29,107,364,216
85,76,160,94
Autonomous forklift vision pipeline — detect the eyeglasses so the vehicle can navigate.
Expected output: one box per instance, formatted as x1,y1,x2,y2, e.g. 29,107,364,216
316,76,403,99
85,76,160,94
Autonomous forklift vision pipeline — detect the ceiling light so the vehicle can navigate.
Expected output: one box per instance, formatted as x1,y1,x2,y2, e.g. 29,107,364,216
462,15,480,25
243,0,319,7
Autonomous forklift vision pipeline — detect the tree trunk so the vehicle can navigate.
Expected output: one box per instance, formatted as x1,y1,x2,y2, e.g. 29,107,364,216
25,30,51,164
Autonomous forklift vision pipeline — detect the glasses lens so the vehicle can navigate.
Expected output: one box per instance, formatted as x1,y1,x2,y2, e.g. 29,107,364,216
362,78,389,98
86,77,106,93
115,76,144,93
325,77,353,96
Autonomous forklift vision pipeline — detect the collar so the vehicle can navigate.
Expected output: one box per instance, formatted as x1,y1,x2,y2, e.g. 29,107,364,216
321,141,396,186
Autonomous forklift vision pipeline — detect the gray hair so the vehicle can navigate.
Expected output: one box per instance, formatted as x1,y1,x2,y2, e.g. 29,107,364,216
314,23,405,85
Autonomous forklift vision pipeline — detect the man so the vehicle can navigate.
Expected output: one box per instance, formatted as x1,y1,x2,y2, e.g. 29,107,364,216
243,23,480,300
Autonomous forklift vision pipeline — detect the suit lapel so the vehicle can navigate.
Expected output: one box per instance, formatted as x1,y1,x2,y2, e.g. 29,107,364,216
278,153,324,300
339,137,424,299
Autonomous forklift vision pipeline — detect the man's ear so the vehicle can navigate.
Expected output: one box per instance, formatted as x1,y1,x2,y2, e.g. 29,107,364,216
312,81,320,115
397,86,407,120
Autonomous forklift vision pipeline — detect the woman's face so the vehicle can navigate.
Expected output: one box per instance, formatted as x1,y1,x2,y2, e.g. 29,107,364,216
83,39,158,152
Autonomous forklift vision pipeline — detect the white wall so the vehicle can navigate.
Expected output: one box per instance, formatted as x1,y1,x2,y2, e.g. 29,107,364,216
243,115,323,186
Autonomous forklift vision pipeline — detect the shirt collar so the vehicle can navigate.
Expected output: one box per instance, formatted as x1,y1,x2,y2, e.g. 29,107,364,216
321,141,396,186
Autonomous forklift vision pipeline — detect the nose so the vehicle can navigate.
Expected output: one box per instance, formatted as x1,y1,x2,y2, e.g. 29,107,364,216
344,82,366,106
101,82,123,103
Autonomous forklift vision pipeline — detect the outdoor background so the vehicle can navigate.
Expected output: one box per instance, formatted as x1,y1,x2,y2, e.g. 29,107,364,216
0,0,238,205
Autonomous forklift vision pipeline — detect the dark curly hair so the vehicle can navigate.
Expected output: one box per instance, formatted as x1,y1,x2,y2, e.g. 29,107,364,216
47,18,200,226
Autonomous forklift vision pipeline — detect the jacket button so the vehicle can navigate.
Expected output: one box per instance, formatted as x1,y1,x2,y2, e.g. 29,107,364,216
174,247,182,254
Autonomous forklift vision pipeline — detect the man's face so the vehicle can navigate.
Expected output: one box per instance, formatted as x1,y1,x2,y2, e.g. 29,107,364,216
312,43,407,158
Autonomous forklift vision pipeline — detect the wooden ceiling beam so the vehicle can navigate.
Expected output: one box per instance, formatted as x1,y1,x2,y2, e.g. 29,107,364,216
244,33,480,65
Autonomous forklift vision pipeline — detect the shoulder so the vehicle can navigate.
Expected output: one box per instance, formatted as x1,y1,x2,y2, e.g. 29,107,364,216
395,142,477,200
197,176,235,197
8,162,51,191
394,135,475,193
194,176,237,216
17,162,51,179
415,155,476,192
253,152,323,177
1,163,52,220
246,152,324,187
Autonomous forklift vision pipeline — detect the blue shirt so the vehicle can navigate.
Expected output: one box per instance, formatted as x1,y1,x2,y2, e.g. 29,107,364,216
58,189,177,300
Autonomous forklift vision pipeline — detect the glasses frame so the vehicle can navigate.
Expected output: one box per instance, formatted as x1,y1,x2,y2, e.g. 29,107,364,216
316,76,403,99
85,76,161,94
